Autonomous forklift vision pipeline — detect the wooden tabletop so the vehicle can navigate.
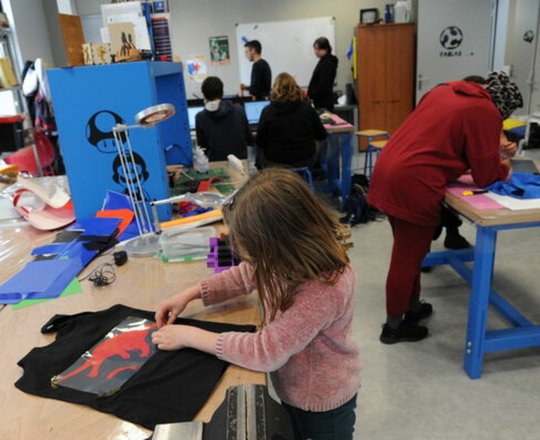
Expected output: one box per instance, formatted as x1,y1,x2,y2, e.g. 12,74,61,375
446,191,540,227
0,162,265,440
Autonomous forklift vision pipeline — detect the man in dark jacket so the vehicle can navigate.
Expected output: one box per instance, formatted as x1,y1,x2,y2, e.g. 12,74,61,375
308,37,338,111
196,76,253,161
240,40,272,101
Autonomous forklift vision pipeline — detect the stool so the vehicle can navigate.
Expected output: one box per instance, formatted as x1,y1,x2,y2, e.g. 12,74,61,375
290,167,315,191
356,130,389,178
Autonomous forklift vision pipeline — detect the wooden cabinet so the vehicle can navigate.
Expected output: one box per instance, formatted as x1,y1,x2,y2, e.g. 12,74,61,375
356,23,415,149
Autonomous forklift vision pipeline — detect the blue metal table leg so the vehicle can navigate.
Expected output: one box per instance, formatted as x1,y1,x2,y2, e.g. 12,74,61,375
464,226,497,379
341,132,353,203
322,136,337,193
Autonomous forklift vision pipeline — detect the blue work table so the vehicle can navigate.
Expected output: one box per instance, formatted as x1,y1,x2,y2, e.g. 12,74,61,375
321,114,355,205
423,190,540,379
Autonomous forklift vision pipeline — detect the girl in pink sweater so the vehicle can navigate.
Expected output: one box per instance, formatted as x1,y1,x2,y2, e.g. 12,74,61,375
153,168,360,439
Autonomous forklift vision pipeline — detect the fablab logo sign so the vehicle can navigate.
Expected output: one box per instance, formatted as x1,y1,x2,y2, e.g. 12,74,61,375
439,26,463,57
523,30,534,44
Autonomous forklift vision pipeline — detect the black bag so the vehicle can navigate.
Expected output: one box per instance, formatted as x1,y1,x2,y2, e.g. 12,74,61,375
341,174,381,226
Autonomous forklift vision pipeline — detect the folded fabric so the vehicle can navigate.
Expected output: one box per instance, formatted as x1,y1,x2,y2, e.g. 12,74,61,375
486,172,540,199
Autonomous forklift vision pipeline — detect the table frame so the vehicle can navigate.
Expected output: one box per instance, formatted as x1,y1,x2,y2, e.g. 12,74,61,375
322,128,354,204
423,192,540,379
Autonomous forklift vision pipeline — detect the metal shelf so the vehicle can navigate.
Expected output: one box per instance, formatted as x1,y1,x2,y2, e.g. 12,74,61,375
0,85,21,92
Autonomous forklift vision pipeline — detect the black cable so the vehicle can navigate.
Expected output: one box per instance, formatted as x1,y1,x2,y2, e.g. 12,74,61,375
79,262,117,287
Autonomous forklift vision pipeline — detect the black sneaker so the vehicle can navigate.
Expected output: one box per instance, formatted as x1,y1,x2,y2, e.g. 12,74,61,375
380,322,429,344
404,302,433,323
444,232,471,250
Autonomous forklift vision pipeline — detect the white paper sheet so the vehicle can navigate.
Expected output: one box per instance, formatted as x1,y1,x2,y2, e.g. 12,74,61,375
486,193,540,210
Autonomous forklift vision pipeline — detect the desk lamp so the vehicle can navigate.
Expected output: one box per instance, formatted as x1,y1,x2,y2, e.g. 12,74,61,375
112,103,175,256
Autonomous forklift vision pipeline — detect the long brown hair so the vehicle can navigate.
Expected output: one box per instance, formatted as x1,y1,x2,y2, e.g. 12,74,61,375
270,72,302,103
223,168,351,322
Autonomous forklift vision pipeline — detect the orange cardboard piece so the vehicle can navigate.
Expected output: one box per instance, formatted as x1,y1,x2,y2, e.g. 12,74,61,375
96,209,135,236
160,209,222,230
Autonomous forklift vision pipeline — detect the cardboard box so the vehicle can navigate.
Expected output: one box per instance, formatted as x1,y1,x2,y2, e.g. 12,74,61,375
0,57,17,88
82,43,112,65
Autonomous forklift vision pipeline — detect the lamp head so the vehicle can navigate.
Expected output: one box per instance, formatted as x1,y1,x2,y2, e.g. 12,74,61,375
135,103,176,127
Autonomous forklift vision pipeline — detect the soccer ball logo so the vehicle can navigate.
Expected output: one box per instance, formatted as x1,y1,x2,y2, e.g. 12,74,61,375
439,26,463,50
523,30,534,44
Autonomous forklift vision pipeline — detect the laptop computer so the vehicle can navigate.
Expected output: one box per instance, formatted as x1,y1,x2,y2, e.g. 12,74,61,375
510,158,540,174
187,106,204,131
244,101,270,126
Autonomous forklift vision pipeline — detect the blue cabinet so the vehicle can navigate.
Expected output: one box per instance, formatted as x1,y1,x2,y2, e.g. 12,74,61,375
49,61,192,221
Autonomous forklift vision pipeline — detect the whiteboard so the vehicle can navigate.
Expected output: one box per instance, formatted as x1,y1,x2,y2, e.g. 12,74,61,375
235,17,335,88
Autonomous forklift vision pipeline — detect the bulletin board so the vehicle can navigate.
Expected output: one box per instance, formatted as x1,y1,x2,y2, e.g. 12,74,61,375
235,17,336,87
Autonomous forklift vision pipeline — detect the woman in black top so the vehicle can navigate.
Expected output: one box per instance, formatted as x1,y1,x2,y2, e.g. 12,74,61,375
257,73,327,168
308,37,338,111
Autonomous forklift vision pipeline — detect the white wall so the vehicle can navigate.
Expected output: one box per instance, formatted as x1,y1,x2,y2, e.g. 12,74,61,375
75,0,390,96
2,0,55,69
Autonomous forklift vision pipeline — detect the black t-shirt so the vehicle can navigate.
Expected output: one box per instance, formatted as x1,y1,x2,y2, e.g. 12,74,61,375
256,100,327,167
15,304,255,429
249,59,272,100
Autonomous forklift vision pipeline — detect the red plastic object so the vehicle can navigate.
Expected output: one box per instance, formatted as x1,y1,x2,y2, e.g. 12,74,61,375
4,130,55,175
0,115,25,124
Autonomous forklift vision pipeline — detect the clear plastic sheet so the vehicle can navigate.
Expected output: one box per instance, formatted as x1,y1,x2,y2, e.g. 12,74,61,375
52,316,158,396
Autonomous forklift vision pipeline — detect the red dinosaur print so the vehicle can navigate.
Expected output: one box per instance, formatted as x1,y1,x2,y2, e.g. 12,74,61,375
56,323,158,383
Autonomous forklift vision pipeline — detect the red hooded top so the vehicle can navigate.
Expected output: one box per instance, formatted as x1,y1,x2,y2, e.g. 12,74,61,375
367,81,510,226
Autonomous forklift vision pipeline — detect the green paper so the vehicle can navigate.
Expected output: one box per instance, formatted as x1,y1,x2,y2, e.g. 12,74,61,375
12,279,82,310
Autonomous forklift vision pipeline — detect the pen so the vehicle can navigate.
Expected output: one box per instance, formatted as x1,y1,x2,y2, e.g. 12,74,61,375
462,190,488,196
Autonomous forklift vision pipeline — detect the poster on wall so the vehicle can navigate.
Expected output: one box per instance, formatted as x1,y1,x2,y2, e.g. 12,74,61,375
186,54,208,83
209,36,231,65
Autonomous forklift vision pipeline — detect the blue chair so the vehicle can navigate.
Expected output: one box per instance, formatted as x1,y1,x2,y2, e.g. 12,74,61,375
290,167,315,191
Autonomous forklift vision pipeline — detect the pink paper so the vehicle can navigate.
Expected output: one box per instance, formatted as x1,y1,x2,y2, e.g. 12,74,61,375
447,184,505,210
323,114,353,130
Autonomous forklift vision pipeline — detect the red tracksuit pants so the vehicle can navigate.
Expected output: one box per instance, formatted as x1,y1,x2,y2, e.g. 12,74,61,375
386,216,437,317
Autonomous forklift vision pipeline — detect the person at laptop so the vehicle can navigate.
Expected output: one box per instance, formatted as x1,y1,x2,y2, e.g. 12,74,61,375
308,37,338,111
196,76,253,161
240,40,272,101
257,73,327,168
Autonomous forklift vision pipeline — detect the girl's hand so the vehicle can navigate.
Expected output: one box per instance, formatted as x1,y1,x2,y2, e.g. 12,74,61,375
152,325,219,354
152,325,190,350
155,285,201,327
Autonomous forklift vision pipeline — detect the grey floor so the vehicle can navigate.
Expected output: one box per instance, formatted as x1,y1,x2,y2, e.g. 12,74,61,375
348,150,540,439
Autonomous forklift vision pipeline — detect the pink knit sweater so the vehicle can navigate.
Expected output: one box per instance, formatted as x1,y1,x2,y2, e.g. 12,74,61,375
199,262,361,412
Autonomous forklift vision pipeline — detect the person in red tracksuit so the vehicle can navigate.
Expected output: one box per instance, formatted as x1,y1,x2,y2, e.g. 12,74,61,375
368,72,523,344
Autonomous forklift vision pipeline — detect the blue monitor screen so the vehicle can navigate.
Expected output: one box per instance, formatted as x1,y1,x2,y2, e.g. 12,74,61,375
244,101,270,125
187,106,204,130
